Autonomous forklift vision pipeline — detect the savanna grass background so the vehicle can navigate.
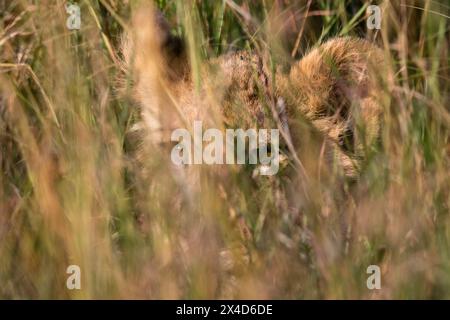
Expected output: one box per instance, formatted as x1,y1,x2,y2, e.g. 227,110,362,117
0,0,449,299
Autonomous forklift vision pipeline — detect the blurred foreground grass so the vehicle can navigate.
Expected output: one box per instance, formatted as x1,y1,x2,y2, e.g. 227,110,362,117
0,0,449,299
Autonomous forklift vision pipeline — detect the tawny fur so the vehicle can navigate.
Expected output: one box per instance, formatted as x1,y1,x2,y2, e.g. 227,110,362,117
118,6,385,178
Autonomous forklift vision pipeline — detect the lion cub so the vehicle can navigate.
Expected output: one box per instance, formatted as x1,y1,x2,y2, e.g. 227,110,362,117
119,7,385,178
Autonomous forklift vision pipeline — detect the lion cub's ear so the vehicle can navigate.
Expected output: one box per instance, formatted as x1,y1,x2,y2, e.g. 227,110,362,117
153,10,188,81
121,5,188,83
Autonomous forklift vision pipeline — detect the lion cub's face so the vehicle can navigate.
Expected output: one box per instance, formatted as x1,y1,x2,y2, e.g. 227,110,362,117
121,7,384,178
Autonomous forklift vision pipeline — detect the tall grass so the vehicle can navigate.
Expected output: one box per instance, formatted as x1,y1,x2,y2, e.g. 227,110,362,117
0,0,449,299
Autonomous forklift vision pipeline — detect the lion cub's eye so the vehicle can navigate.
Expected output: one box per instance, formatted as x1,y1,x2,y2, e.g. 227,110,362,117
338,127,355,153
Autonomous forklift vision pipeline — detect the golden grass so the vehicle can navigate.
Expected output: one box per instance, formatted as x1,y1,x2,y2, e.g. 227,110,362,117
0,0,449,299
